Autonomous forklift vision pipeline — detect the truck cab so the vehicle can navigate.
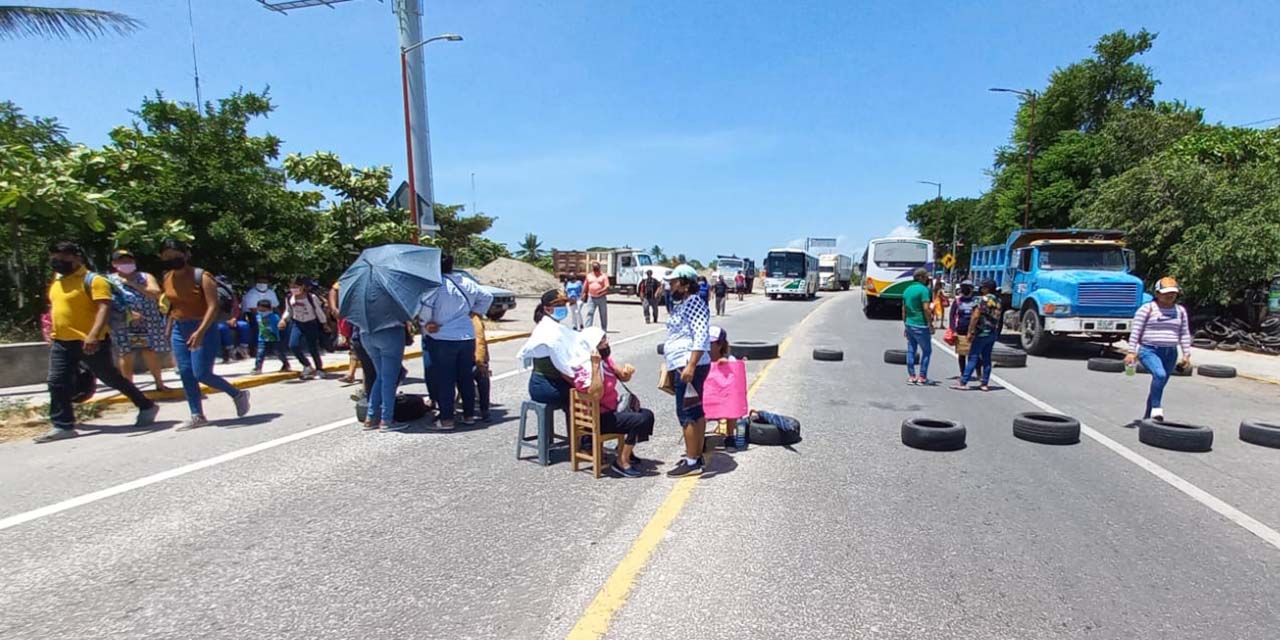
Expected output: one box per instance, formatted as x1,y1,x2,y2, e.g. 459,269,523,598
978,229,1149,355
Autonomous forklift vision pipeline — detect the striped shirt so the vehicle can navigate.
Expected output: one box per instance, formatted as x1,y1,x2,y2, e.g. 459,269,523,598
1128,302,1191,353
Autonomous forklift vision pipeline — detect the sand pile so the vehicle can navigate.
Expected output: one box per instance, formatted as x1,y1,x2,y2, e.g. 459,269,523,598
474,257,560,295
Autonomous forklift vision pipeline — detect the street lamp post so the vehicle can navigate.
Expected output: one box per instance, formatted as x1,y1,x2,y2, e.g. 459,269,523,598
400,32,462,244
990,87,1037,228
918,180,953,281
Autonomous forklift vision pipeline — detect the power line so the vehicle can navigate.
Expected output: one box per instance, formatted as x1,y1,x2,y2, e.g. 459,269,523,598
1237,116,1280,127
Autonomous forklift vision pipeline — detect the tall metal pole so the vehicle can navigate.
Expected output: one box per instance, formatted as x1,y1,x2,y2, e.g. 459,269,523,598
1024,92,1037,229
399,49,420,244
395,0,436,239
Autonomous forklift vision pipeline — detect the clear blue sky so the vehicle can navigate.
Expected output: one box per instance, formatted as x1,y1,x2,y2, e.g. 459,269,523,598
4,1,1278,264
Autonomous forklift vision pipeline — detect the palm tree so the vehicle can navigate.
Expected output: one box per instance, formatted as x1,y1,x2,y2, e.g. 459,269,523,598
0,5,141,40
516,233,543,263
649,244,665,264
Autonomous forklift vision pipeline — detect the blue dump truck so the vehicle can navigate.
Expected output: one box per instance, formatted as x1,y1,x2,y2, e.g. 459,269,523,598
968,229,1151,355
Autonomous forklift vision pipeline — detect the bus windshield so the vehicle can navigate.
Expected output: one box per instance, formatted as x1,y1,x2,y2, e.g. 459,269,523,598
765,253,807,277
1038,246,1128,271
873,241,929,268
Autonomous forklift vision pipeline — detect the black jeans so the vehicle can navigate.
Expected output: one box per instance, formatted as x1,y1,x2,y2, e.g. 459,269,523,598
601,408,655,446
351,334,377,396
48,339,153,429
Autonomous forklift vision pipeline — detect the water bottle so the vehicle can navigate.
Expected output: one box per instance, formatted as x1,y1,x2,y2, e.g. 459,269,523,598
735,418,748,449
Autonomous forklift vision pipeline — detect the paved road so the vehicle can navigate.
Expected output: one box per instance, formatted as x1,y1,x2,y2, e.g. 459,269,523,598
2,290,1278,639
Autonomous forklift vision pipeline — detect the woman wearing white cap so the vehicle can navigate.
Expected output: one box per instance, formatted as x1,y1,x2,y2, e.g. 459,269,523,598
663,264,712,477
1125,277,1192,421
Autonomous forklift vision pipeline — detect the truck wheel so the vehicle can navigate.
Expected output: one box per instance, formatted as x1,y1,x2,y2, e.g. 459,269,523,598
864,297,879,318
768,293,777,300
1020,308,1052,356
842,281,851,291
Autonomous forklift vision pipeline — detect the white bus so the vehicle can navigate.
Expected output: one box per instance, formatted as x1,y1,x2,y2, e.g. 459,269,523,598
859,237,935,316
763,248,820,299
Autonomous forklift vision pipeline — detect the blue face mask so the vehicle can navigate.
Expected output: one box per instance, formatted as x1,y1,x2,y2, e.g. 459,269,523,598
551,306,568,322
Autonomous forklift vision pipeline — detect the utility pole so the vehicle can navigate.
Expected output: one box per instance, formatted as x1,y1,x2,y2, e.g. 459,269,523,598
990,88,1037,228
919,180,952,281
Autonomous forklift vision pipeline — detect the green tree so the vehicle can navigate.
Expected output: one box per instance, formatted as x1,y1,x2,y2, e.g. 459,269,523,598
649,244,665,264
516,233,544,262
455,236,510,268
0,5,140,40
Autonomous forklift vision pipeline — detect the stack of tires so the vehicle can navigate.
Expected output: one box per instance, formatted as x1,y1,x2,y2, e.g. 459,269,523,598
1196,316,1280,355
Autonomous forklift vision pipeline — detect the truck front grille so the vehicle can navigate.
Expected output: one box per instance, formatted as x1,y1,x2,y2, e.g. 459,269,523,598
1078,283,1138,306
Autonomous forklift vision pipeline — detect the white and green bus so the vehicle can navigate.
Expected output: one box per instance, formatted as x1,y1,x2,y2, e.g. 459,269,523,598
858,237,935,316
763,248,820,299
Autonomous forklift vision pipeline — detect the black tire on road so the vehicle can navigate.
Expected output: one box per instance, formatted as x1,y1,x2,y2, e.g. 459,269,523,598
1087,357,1125,373
1138,419,1213,452
883,349,908,365
1217,342,1239,352
901,418,966,451
1197,364,1237,379
748,416,802,446
1012,412,1081,445
1239,419,1280,449
992,349,1027,368
813,348,844,362
731,340,779,360
1134,360,1193,377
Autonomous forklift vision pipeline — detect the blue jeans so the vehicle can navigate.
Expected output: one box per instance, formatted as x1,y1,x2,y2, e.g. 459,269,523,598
364,331,407,424
905,325,933,379
960,333,997,386
288,320,324,369
217,320,251,350
425,337,476,421
172,319,241,417
673,363,710,427
254,339,289,370
1139,345,1179,418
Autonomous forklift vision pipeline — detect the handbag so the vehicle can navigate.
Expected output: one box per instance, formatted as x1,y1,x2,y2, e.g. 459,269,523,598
617,380,642,412
657,368,676,396
943,327,956,345
956,335,972,357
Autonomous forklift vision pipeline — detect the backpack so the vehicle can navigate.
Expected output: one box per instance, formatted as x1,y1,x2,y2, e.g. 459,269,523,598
393,393,430,422
193,268,236,322
83,272,133,329
975,295,1002,334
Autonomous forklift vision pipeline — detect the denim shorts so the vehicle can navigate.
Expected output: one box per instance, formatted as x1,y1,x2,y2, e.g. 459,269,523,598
672,363,710,426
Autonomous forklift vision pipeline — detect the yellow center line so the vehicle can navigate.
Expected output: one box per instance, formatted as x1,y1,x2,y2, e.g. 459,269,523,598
566,324,806,639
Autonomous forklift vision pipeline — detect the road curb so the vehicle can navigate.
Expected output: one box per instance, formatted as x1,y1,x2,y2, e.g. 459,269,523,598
91,331,532,407
1238,372,1280,387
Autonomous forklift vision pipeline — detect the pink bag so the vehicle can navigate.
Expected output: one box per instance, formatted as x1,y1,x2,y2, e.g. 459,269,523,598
702,360,748,420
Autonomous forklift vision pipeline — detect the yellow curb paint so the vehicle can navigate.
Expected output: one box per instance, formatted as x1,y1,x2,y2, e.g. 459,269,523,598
93,331,532,407
1238,372,1280,387
566,314,811,640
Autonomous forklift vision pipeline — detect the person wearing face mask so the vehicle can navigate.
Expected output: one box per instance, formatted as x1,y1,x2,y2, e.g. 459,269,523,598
948,279,980,376
36,241,160,443
583,262,610,332
572,327,654,478
525,289,576,415
106,249,172,392
563,271,585,330
280,276,328,380
663,264,712,477
160,240,251,430
240,274,280,360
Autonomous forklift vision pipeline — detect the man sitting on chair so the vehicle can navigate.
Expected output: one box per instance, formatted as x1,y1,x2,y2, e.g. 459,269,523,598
573,327,655,478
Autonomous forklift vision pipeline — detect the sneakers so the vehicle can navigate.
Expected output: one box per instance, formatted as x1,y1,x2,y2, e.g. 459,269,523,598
176,415,209,431
135,404,160,427
666,458,704,477
611,462,641,478
234,390,252,418
381,421,410,432
300,366,316,380
249,367,262,376
33,427,77,443
362,420,381,431
460,416,477,426
1150,408,1165,422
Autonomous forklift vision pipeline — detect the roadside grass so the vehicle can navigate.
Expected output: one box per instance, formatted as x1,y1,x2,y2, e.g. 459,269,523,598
0,397,111,444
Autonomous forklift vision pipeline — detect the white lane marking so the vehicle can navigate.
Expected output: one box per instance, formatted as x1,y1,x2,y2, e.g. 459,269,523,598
0,303,765,531
932,338,1280,552
0,418,355,532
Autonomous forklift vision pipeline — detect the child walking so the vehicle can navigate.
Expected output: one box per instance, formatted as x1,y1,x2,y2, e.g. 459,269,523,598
252,299,289,374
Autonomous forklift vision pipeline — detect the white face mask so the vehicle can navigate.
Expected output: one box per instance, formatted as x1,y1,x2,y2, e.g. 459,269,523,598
255,283,269,292
113,262,136,275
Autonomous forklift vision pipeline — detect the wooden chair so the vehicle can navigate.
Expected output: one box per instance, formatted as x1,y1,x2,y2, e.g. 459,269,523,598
569,389,624,478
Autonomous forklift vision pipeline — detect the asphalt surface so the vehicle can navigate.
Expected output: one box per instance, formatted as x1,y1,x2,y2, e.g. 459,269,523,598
2,291,1279,639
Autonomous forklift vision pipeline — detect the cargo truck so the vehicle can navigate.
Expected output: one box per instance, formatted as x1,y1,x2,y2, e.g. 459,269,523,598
968,229,1150,356
552,248,668,296
818,254,853,291
714,255,756,292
